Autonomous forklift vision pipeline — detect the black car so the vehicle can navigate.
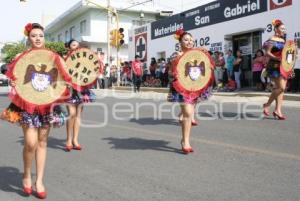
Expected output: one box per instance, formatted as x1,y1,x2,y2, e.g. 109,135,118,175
0,64,8,86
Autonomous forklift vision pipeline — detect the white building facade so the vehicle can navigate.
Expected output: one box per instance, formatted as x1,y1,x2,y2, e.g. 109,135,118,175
129,0,300,86
45,0,163,64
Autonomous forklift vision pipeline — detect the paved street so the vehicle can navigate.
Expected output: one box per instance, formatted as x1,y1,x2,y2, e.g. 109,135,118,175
0,90,300,201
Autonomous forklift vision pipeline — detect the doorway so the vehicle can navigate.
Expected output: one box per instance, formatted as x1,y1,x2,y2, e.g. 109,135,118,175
232,31,262,87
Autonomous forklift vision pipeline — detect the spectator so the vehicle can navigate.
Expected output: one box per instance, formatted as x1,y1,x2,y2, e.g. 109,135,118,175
104,63,110,88
290,39,300,92
233,50,243,90
219,52,226,83
226,49,235,79
213,51,225,88
121,62,130,86
213,51,222,87
132,55,143,92
252,49,265,90
110,65,117,86
162,59,170,87
226,77,237,91
94,52,105,89
149,57,157,78
95,71,104,89
159,58,166,86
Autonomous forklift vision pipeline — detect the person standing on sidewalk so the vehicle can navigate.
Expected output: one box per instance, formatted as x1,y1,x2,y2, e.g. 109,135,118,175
104,63,111,88
233,50,243,90
262,19,289,120
213,51,220,87
290,39,300,92
132,55,143,92
226,50,235,79
150,57,157,78
252,49,265,91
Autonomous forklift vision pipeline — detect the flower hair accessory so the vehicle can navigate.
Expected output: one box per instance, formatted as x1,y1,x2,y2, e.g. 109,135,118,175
174,29,185,40
272,19,283,27
24,23,33,36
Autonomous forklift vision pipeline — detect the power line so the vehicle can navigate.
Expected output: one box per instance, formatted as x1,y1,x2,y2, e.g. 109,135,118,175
119,0,153,11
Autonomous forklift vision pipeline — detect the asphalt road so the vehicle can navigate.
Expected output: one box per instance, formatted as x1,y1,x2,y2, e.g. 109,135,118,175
0,91,299,201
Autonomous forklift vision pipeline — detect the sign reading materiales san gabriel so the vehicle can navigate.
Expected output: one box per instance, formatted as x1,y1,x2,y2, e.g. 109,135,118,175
151,0,268,40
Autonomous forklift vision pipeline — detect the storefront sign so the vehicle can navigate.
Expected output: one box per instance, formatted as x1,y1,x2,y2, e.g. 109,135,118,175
151,0,268,40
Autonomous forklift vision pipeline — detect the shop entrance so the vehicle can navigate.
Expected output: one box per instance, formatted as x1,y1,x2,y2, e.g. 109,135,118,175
232,31,262,87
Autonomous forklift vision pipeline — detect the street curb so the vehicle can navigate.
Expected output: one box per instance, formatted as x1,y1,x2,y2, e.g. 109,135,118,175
112,86,300,101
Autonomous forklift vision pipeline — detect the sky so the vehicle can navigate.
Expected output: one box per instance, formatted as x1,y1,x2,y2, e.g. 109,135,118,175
0,0,214,43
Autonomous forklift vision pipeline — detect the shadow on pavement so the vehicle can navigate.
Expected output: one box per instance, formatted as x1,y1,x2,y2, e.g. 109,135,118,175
102,137,183,154
0,166,26,196
129,118,179,126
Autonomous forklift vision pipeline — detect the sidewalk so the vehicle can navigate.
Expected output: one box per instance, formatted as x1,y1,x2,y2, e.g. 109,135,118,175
112,86,300,101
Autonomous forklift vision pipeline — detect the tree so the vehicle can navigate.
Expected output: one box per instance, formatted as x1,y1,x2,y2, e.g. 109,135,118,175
45,41,67,57
1,41,67,63
2,42,26,63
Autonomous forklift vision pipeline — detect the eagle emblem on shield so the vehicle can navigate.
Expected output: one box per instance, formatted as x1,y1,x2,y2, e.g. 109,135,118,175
24,63,58,92
281,40,298,78
172,48,215,99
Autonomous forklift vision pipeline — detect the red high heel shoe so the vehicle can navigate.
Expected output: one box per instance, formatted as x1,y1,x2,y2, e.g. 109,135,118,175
188,147,194,152
263,104,270,116
181,147,190,154
181,140,193,154
23,186,33,195
73,144,82,150
36,191,47,199
35,183,47,199
191,120,198,126
65,145,73,152
273,112,286,120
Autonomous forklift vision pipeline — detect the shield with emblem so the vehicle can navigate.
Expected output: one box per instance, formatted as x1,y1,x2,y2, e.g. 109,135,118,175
172,48,215,99
280,40,298,78
6,48,68,114
63,48,103,91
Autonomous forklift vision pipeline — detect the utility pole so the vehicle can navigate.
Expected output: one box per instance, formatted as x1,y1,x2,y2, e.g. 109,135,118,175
115,10,121,87
107,0,111,68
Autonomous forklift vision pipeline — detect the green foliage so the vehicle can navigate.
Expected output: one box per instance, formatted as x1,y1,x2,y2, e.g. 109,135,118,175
1,41,67,63
45,41,67,57
2,42,26,63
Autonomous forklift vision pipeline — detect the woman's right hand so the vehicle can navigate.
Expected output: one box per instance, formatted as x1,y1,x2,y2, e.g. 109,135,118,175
9,80,16,87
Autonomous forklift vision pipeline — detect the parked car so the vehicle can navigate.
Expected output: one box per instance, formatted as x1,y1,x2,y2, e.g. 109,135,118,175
0,63,9,86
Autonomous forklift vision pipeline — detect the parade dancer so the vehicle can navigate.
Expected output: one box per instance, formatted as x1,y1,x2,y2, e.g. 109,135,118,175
262,19,289,120
64,39,96,151
0,23,66,199
168,29,213,154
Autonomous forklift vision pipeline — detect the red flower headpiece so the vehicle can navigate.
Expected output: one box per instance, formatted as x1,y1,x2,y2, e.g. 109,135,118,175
24,23,33,37
272,19,283,27
174,28,185,41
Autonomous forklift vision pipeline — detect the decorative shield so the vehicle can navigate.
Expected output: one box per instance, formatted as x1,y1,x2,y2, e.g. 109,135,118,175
281,40,298,78
63,48,103,91
6,48,68,114
172,48,215,99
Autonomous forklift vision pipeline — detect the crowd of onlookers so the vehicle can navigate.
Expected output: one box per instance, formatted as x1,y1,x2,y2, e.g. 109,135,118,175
93,46,300,93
